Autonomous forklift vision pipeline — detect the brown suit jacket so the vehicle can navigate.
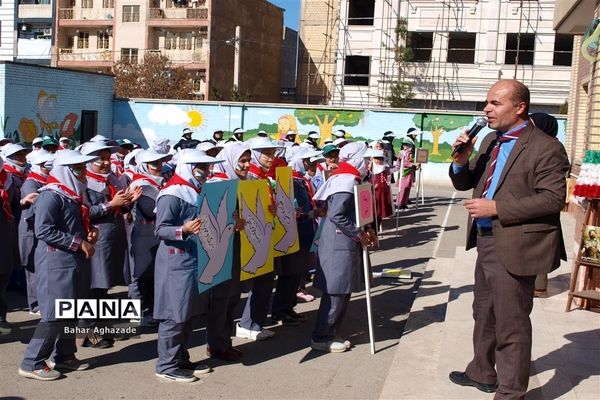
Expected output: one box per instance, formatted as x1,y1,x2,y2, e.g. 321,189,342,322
449,123,570,276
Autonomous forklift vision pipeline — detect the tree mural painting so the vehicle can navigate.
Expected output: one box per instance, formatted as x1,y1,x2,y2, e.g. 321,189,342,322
416,114,473,156
294,109,364,145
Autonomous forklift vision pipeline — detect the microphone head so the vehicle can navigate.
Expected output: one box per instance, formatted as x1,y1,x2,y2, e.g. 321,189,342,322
476,117,488,127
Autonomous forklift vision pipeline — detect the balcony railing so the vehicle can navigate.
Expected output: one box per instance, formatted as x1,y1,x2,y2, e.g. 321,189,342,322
58,8,114,20
146,48,207,64
18,4,52,19
148,7,208,20
58,49,112,62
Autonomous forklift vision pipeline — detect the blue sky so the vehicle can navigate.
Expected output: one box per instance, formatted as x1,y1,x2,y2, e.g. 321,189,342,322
268,0,300,31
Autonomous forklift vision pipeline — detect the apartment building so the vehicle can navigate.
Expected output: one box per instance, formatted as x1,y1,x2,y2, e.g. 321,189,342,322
0,1,53,65
53,0,283,102
299,0,573,112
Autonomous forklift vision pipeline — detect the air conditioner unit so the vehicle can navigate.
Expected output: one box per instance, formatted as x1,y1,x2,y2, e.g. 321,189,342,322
43,28,52,36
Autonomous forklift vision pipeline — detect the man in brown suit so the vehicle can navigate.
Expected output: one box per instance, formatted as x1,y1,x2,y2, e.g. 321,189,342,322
448,80,569,399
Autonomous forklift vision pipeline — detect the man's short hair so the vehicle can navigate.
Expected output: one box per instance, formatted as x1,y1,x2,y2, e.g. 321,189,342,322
509,80,530,115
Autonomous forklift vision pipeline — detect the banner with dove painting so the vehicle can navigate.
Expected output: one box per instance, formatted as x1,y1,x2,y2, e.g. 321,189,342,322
196,179,239,294
238,179,275,281
272,167,300,257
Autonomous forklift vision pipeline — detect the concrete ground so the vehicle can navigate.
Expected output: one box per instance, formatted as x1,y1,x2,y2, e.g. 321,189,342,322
0,186,598,400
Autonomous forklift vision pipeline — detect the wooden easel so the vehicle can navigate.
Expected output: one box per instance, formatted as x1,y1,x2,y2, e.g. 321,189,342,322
566,199,600,311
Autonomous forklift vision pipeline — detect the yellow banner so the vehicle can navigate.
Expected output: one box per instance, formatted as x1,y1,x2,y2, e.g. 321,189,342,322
238,179,275,281
272,166,300,257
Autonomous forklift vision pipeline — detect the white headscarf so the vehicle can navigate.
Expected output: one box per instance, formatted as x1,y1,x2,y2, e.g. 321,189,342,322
155,162,200,206
43,164,88,200
313,142,367,202
85,160,122,193
129,160,165,201
213,143,250,181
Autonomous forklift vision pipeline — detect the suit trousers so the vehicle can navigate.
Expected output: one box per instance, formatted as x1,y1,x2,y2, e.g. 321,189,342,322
156,319,193,374
466,234,535,400
21,320,77,371
207,293,240,352
271,274,302,317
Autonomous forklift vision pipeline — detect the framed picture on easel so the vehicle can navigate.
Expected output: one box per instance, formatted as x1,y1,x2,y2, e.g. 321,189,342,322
580,225,600,266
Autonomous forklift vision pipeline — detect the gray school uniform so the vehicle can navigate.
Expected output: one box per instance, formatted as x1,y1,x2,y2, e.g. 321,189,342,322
314,192,362,295
153,194,205,374
21,190,89,371
85,180,128,289
18,178,44,310
129,194,159,311
0,173,18,321
312,191,362,343
153,195,205,323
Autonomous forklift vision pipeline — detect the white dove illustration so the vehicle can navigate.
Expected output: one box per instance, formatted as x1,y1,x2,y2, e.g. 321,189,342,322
241,193,273,274
274,178,297,253
197,189,235,284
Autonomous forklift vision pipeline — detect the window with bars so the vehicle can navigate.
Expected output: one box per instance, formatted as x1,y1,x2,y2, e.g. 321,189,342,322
553,34,573,66
344,56,370,86
121,48,138,64
165,32,177,50
82,0,93,8
102,0,114,8
122,5,140,22
181,33,193,50
77,32,89,49
67,35,74,49
348,0,374,26
505,33,535,65
97,32,109,49
447,32,476,64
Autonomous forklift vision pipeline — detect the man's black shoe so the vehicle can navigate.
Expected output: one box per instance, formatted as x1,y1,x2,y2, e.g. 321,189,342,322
449,371,498,393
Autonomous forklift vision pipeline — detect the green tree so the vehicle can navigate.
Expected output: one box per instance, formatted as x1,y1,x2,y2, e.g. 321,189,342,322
416,114,473,156
293,109,363,145
388,17,414,108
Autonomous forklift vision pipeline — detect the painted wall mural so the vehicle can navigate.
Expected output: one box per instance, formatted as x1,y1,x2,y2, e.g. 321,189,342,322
113,100,567,184
2,89,82,145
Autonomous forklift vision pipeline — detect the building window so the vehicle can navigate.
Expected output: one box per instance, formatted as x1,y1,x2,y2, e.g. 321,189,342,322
553,34,573,66
505,33,535,65
82,0,93,8
121,48,138,64
102,0,114,8
447,32,476,64
67,35,74,49
97,32,109,49
408,32,433,62
181,33,193,50
122,5,140,22
165,32,177,50
77,32,89,49
344,55,370,86
348,0,374,26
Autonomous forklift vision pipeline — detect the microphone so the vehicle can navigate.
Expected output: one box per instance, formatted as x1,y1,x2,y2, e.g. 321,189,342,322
451,117,488,156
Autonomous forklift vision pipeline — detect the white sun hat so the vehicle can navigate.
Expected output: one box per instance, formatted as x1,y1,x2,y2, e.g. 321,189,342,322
54,150,98,166
177,149,225,165
79,140,120,156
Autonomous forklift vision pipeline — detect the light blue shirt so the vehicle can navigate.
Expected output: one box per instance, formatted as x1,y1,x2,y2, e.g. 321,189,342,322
452,122,529,228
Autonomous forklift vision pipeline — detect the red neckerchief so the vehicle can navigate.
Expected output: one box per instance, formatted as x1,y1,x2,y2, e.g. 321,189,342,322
26,172,48,185
209,172,230,180
267,157,288,179
163,173,200,193
316,163,324,172
249,163,275,204
0,169,14,222
131,173,161,189
328,162,361,181
3,163,26,180
46,176,90,233
86,170,117,200
111,159,124,176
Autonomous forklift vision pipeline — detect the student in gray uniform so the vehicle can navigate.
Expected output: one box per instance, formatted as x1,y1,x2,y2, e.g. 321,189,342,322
79,141,142,348
205,143,250,361
128,150,170,327
18,150,55,315
271,148,324,326
235,138,281,341
19,150,99,381
311,142,376,353
154,149,224,383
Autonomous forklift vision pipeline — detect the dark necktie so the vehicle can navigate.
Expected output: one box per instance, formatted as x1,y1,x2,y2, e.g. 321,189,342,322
481,127,525,198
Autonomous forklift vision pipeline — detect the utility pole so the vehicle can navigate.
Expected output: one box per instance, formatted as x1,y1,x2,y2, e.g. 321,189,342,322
233,25,241,90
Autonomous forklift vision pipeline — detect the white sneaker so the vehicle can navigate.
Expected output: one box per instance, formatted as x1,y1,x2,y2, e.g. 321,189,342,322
235,324,274,341
310,339,347,353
